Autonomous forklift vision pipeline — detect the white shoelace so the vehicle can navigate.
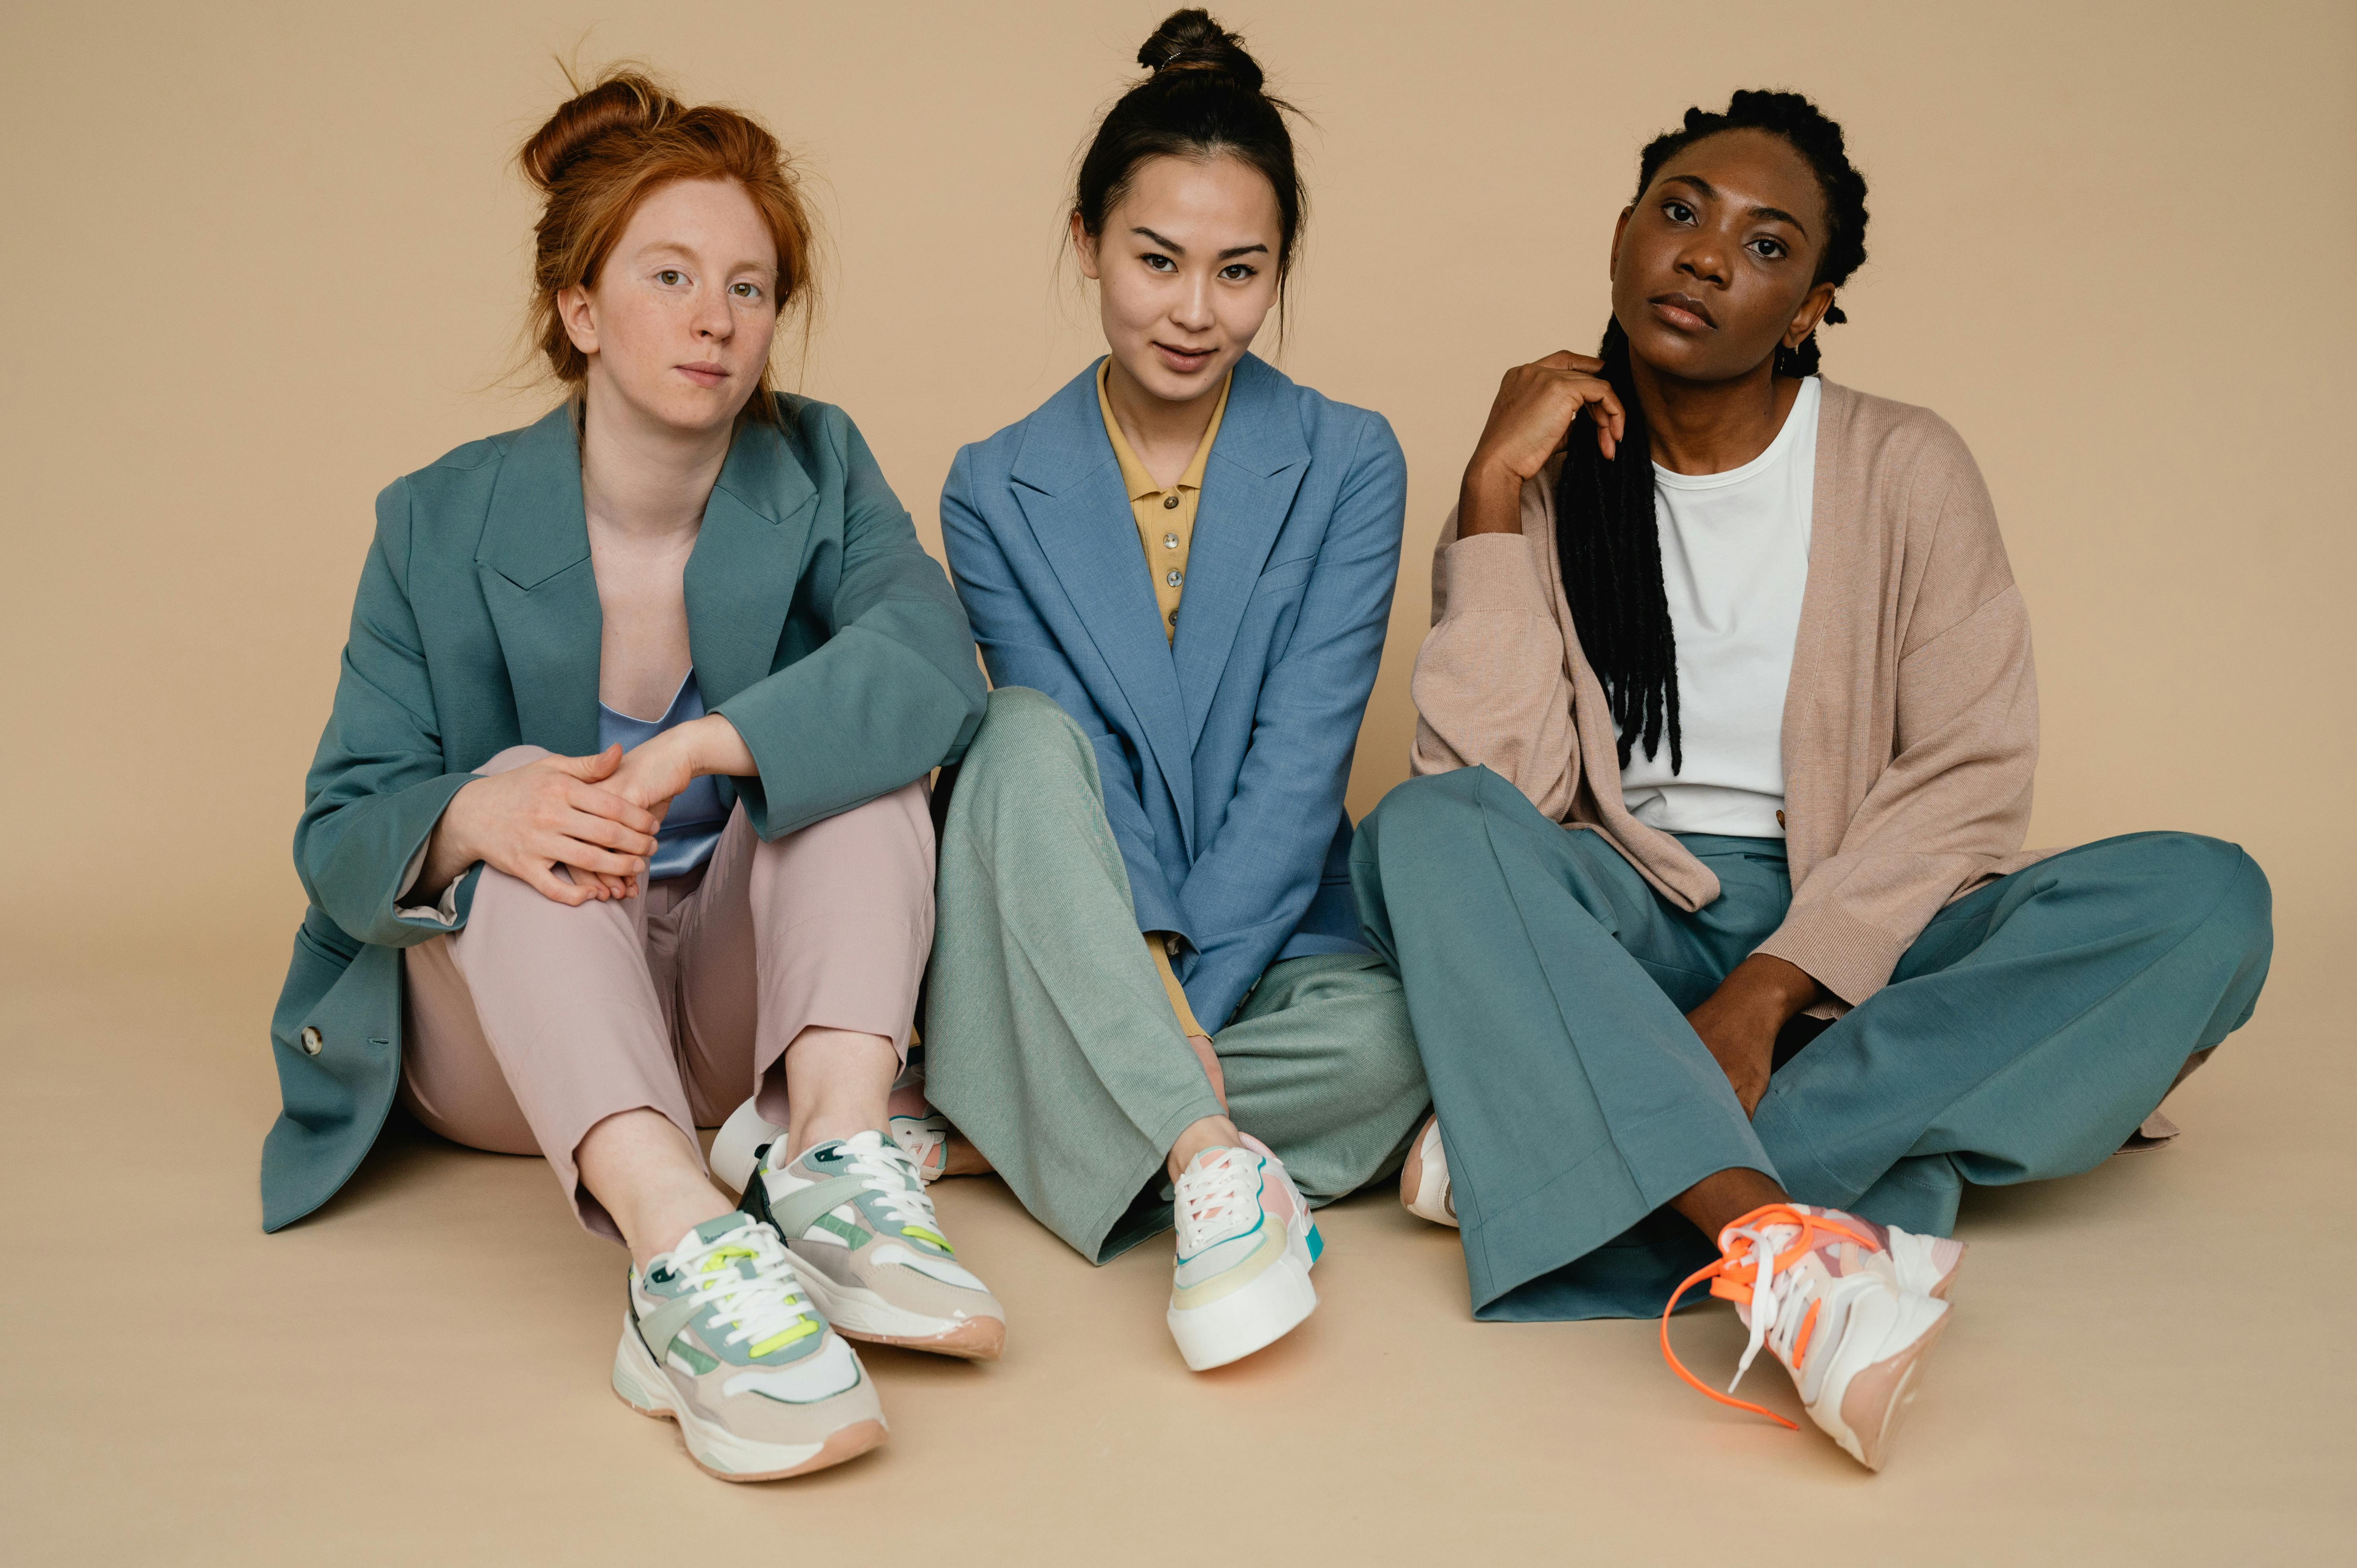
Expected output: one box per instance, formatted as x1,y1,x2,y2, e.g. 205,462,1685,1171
673,1225,817,1351
1724,1219,1805,1394
840,1134,943,1238
888,1115,949,1182
1174,1148,1261,1251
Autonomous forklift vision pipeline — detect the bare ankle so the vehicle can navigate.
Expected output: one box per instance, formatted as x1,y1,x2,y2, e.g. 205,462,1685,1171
780,1026,898,1159
1669,1167,1789,1244
1167,1115,1243,1182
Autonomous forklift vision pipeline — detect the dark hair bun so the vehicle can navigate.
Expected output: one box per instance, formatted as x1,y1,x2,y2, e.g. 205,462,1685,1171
520,69,680,192
1136,8,1264,93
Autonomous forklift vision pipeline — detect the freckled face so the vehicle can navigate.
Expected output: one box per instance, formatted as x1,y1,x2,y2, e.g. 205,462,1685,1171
1609,129,1834,383
558,177,781,434
1075,153,1281,406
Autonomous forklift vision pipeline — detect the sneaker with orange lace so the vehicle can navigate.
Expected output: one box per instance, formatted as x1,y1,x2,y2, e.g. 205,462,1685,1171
1662,1203,1952,1471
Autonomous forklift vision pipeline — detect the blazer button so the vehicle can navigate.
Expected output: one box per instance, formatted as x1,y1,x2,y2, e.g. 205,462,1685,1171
299,1026,323,1056
1162,493,1180,509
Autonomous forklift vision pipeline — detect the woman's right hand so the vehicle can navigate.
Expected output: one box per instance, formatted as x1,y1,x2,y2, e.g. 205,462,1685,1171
1457,351,1626,536
418,745,662,907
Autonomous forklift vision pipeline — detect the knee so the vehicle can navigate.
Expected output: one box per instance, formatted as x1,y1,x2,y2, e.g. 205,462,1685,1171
2140,833,2273,952
476,743,554,777
958,687,1095,795
1361,768,1496,863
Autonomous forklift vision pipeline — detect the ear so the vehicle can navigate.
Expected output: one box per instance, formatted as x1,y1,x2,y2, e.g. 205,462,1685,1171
556,283,599,358
1784,281,1838,347
1608,205,1634,284
1070,211,1102,282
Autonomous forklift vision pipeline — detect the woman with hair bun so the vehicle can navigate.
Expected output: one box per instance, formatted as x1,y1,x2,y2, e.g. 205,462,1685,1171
916,10,1429,1372
1353,91,2272,1470
260,68,997,1481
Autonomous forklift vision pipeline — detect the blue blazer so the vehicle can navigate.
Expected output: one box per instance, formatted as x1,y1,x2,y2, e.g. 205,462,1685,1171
941,353,1405,1028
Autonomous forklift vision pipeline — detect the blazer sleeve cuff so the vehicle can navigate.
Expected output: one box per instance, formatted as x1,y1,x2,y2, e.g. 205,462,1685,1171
1753,902,1904,1009
1437,533,1553,618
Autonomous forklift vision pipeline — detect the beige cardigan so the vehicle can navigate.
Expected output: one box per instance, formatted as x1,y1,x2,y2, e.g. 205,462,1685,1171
1410,380,2044,1007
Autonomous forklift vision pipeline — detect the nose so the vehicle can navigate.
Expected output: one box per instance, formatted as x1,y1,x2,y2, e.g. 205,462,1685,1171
693,283,734,342
1676,234,1730,291
1172,269,1216,335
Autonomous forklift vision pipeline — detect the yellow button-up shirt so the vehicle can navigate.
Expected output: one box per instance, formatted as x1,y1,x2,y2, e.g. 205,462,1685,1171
1095,359,1232,1039
1096,357,1231,643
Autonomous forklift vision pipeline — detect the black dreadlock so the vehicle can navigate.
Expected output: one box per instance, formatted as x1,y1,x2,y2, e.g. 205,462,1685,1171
1558,89,1870,771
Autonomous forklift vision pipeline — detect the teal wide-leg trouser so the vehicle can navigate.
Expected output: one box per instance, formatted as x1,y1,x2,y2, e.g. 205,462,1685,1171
1349,766,2273,1322
926,689,1430,1263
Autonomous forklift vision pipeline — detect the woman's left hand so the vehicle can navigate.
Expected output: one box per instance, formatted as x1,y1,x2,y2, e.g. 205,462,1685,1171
1686,954,1823,1117
603,716,760,885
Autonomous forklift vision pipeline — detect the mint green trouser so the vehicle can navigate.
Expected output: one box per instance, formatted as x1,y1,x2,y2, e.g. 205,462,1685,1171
925,689,1430,1263
1350,766,2274,1322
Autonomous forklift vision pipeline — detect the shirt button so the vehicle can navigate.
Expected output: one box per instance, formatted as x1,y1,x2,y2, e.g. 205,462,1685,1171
1166,568,1183,587
1163,532,1180,550
1162,493,1180,509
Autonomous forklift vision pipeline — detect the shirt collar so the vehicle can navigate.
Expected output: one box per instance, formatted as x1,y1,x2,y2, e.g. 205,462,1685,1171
1096,357,1233,503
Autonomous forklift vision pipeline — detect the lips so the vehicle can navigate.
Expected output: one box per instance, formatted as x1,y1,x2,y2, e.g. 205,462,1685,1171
1154,341,1218,372
1648,291,1717,330
676,362,728,388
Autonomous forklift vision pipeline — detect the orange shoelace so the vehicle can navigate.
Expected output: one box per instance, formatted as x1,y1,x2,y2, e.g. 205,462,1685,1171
1658,1202,1878,1430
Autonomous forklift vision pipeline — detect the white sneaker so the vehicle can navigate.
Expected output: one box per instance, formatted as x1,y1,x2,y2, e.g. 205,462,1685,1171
1165,1134,1322,1371
710,1097,785,1195
1399,1115,1457,1227
1663,1203,1952,1471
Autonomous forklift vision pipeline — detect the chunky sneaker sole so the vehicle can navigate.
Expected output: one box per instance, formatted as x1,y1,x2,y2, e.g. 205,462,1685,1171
1399,1115,1457,1228
786,1267,1008,1360
1805,1286,1952,1471
610,1311,886,1481
1166,1138,1325,1372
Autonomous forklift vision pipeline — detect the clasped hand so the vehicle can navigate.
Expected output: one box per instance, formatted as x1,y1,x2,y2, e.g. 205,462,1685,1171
421,718,742,907
1685,953,1823,1116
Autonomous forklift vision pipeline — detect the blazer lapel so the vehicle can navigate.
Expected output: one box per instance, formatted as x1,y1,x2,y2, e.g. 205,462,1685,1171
1010,365,1197,844
686,416,818,706
1173,355,1307,745
477,405,602,758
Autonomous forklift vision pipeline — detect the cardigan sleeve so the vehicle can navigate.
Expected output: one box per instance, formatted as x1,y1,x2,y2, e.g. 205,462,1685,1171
715,412,988,838
937,444,1189,937
1172,411,1405,1025
1753,427,2039,1005
1407,475,1584,821
292,476,483,948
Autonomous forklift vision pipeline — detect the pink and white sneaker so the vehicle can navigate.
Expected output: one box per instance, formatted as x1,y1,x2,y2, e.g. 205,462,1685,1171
1662,1203,1954,1471
1399,1115,1457,1227
1165,1134,1323,1371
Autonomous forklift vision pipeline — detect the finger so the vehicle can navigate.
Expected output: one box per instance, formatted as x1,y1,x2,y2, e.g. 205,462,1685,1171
523,860,594,906
561,806,660,857
1534,349,1584,369
550,837,649,879
567,782,663,835
547,744,625,783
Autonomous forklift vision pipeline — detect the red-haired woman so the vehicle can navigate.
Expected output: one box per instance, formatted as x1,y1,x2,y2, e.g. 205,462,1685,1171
260,71,993,1481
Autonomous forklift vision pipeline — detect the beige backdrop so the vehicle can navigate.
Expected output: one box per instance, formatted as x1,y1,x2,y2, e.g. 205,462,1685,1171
7,4,2357,1561
2,0,2351,972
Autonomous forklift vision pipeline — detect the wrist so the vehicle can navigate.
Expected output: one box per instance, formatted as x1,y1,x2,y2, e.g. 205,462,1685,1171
1457,455,1527,536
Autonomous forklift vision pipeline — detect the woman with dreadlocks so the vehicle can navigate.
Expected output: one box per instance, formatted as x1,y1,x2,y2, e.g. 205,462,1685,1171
1349,90,2272,1471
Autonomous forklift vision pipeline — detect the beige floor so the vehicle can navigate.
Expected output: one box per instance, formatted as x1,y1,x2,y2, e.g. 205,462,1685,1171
4,935,2349,1567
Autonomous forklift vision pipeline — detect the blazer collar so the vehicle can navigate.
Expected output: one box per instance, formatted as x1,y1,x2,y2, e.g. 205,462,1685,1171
1008,361,1197,843
476,402,819,756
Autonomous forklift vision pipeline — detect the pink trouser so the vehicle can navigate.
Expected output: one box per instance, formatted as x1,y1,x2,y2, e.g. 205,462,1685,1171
400,745,934,1240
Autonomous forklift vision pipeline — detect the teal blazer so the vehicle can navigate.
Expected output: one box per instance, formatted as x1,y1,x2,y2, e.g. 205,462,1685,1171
262,397,986,1231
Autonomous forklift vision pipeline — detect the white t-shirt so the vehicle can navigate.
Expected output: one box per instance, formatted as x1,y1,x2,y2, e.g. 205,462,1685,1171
1618,375,1820,839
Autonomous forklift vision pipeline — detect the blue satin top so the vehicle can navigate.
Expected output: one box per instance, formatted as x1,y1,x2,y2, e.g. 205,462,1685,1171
598,673,731,879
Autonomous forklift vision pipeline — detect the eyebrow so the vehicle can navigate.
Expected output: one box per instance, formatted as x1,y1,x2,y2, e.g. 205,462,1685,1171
1660,175,1809,237
1133,226,1271,261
